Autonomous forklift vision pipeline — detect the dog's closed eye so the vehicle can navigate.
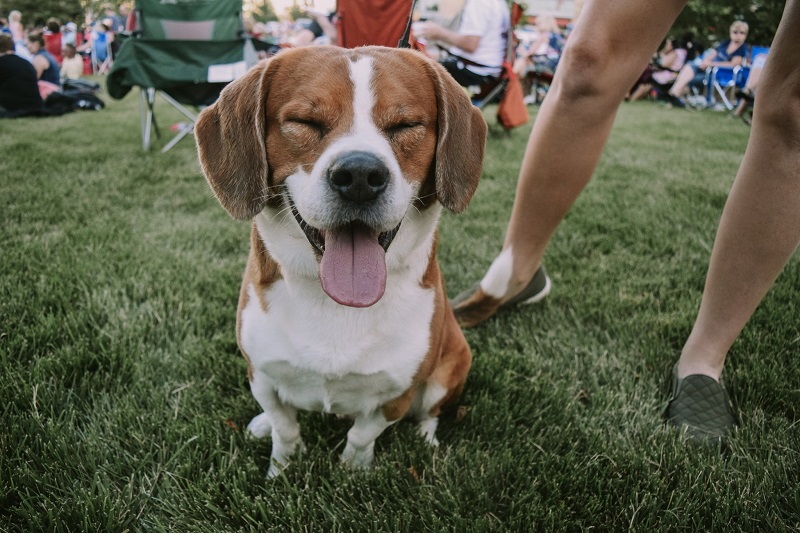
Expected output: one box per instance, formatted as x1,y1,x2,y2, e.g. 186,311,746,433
284,117,328,136
384,121,426,153
386,122,422,137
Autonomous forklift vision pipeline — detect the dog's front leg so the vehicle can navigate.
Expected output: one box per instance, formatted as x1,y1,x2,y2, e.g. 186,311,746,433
340,411,397,469
250,378,304,478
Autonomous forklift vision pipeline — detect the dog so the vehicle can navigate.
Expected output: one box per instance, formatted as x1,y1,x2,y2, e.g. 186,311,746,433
195,45,486,477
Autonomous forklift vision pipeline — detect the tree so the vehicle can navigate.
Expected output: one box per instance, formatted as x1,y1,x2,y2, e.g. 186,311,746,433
2,0,84,27
287,3,305,21
671,0,783,47
244,0,279,22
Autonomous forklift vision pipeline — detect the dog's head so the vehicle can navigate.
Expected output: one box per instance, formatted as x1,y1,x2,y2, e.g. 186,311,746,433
196,45,486,307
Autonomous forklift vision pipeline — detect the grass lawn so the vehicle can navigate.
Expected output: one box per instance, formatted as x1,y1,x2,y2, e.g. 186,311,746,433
1,81,798,531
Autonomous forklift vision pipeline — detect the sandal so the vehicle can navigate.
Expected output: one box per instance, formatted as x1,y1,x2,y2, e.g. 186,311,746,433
450,266,551,328
663,364,737,444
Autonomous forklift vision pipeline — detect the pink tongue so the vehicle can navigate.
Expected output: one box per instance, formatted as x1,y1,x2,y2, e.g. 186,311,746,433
320,224,387,307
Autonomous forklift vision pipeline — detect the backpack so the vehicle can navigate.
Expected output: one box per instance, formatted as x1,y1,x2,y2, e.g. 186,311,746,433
45,79,106,111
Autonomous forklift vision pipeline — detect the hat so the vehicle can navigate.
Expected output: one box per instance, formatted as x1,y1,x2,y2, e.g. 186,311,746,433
66,22,77,31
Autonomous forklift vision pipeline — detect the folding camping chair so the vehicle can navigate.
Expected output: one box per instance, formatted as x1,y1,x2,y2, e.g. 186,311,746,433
707,64,743,110
336,0,411,48
701,44,772,111
107,0,259,152
734,45,770,91
91,27,114,74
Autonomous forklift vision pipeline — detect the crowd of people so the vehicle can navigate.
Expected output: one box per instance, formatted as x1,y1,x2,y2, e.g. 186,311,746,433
0,6,121,117
271,2,764,122
514,16,763,121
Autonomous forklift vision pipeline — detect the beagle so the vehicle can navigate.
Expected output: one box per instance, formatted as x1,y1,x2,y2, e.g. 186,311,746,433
195,45,486,477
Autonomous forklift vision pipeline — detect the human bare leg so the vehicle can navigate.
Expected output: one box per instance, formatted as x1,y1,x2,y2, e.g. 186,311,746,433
665,1,800,442
678,1,800,380
453,0,688,327
668,64,697,98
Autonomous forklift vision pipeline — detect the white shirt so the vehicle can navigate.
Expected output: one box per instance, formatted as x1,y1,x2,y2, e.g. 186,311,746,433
451,0,509,76
61,55,84,80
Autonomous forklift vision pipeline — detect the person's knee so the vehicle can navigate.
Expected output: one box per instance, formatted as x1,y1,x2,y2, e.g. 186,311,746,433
555,40,613,99
755,99,800,139
755,78,800,137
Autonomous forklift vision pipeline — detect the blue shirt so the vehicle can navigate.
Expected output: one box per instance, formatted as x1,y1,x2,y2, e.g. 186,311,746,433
712,40,748,63
36,49,61,85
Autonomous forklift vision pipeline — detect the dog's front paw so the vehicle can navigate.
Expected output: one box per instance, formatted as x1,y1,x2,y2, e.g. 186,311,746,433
418,417,440,447
245,412,272,440
267,434,305,479
340,441,375,469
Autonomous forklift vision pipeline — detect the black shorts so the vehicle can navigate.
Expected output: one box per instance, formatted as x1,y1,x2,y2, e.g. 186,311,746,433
439,56,498,87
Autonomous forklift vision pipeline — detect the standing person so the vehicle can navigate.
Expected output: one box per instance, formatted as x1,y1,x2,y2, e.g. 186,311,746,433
451,0,800,443
0,34,43,116
8,10,23,42
413,0,510,88
44,18,63,64
7,9,32,61
25,31,61,85
62,22,79,46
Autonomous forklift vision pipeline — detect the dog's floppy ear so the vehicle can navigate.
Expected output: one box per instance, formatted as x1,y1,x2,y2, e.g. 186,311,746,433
429,60,487,213
195,61,271,220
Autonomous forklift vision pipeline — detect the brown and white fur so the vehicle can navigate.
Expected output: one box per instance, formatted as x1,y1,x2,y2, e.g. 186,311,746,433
195,45,486,477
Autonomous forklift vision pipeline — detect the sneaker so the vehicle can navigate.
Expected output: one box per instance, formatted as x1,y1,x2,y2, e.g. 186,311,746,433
685,94,708,108
522,94,537,106
451,266,552,328
664,364,736,445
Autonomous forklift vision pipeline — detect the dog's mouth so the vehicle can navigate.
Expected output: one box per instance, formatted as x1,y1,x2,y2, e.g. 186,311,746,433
289,199,402,308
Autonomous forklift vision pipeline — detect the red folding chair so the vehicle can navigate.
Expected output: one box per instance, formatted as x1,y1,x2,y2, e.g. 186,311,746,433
336,0,410,48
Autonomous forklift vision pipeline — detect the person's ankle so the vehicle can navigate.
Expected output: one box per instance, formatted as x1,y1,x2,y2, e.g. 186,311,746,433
675,359,724,382
502,264,542,302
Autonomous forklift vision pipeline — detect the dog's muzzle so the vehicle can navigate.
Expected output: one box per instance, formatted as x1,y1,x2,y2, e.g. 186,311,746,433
287,151,404,309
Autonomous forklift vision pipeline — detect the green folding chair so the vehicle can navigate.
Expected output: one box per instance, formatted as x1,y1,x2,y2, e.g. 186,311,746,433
107,0,260,152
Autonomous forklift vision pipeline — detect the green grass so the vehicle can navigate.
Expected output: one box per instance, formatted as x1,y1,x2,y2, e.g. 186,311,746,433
1,83,798,531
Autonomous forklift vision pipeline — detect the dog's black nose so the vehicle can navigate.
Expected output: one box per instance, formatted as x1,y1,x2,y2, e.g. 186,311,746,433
328,151,389,203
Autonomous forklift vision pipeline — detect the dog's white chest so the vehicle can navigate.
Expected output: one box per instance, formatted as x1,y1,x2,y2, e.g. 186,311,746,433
240,279,436,416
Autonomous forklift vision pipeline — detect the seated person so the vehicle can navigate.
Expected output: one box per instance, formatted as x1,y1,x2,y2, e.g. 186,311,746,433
290,8,337,47
733,52,767,125
0,34,44,116
627,36,688,101
668,20,748,105
413,0,510,88
25,31,61,85
513,13,564,79
60,43,83,81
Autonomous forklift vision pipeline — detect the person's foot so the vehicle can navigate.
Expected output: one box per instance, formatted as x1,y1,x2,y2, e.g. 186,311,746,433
663,364,737,445
735,87,755,102
450,266,551,328
665,93,686,108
